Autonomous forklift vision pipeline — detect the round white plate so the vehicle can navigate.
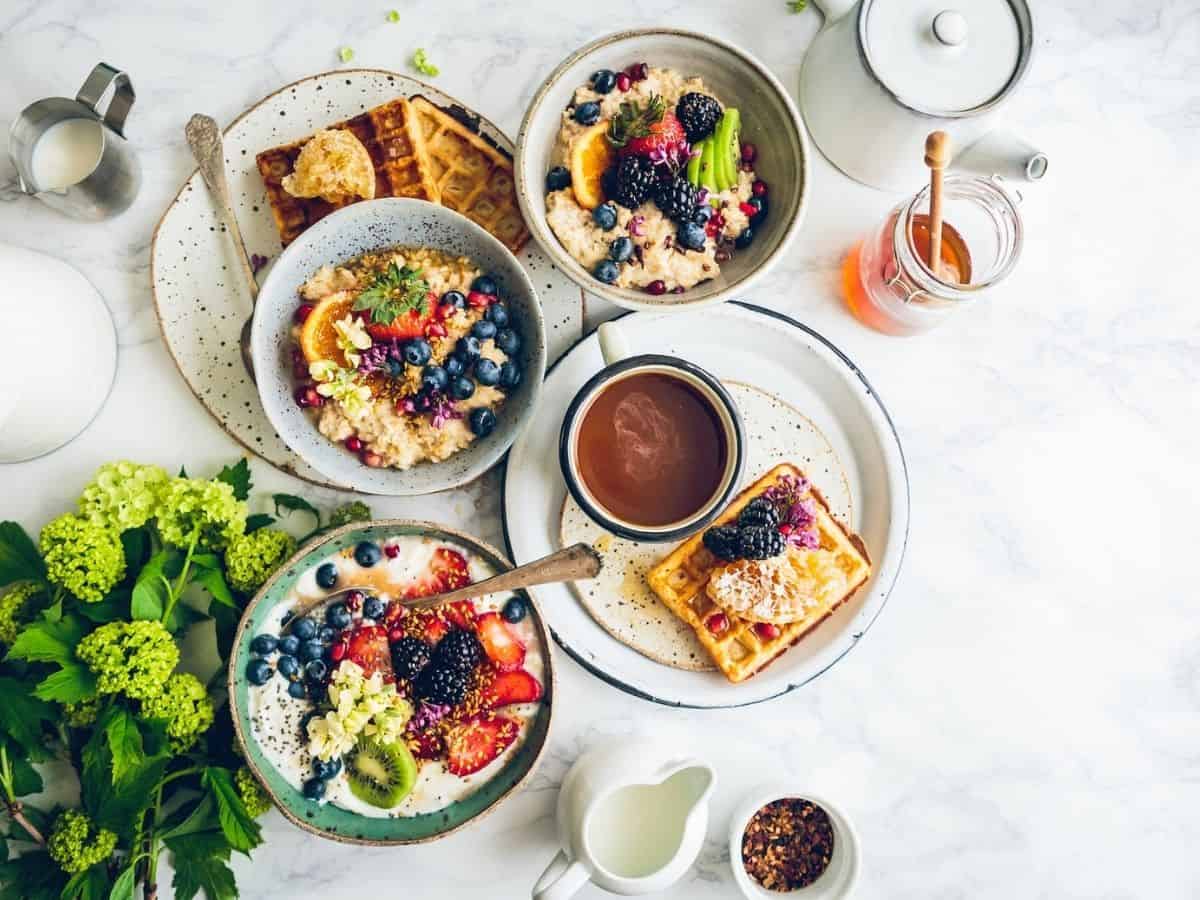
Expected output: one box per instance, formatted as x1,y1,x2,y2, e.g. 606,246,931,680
502,302,909,708
152,68,582,488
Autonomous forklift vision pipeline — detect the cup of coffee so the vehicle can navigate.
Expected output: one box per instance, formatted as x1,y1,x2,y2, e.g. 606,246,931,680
559,321,745,542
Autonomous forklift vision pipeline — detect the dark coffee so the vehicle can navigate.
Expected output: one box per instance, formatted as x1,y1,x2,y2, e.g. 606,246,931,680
575,371,727,527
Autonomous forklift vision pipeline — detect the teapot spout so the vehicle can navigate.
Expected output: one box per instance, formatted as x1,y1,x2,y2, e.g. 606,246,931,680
954,130,1048,183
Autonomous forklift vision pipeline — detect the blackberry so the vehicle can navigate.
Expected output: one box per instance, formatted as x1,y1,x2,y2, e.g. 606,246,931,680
415,665,470,706
702,525,742,561
611,156,658,209
655,175,699,224
390,636,432,681
432,628,482,673
738,497,781,530
676,92,722,143
737,525,786,560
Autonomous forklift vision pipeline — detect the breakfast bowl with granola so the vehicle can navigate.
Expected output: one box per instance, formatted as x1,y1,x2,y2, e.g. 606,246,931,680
251,198,546,495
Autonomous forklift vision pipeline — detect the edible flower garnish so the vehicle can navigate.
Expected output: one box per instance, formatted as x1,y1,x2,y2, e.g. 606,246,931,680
411,48,439,77
333,314,372,367
306,661,413,760
629,214,646,237
763,474,820,549
648,139,695,173
353,262,429,325
312,363,371,414
357,339,403,376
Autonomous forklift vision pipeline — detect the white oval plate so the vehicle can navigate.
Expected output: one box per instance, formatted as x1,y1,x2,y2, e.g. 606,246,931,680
152,68,582,488
502,303,909,708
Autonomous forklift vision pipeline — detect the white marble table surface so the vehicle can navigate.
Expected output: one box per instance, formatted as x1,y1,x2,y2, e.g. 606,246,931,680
2,1,1197,897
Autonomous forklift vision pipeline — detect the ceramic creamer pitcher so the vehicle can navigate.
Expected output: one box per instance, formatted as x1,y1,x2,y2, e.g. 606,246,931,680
533,740,716,898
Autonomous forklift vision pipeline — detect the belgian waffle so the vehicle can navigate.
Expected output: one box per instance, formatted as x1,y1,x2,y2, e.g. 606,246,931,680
408,97,529,252
647,464,872,683
256,98,438,246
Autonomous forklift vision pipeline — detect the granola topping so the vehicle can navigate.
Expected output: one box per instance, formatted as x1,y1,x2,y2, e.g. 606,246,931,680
741,797,835,891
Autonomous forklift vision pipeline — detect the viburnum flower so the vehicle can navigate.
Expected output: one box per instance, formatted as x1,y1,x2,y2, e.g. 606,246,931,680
156,477,247,552
39,513,125,603
224,528,297,594
77,460,169,531
0,582,45,645
138,672,215,752
77,620,179,700
236,766,272,818
63,698,100,728
47,810,117,874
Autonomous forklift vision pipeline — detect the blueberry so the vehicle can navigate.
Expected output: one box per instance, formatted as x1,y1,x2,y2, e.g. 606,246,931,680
449,375,476,401
293,617,318,641
403,338,432,367
288,681,308,701
593,260,619,284
315,563,338,589
677,221,707,251
299,710,318,734
574,101,602,126
474,357,501,387
246,658,273,685
591,69,616,94
299,639,325,663
502,596,527,623
250,634,278,656
484,303,509,327
472,319,497,341
354,541,382,567
441,289,466,309
422,365,449,392
457,335,482,360
363,595,386,620
498,361,522,390
747,197,767,221
305,659,328,682
735,226,755,249
609,236,634,262
445,353,467,378
471,274,498,296
302,776,326,800
469,407,497,437
386,358,405,378
277,654,300,680
318,625,337,644
495,328,521,356
694,204,714,223
592,203,618,231
278,634,300,656
313,756,343,781
546,166,571,191
325,602,352,629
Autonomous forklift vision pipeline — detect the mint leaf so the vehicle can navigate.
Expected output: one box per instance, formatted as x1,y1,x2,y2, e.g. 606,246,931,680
32,661,97,703
245,513,275,533
131,550,175,621
202,766,262,854
0,521,45,587
6,614,86,664
215,458,252,501
104,708,145,785
352,262,428,324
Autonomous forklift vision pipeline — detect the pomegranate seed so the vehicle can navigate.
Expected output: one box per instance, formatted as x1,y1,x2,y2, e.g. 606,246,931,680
388,627,405,643
383,543,400,559
671,286,685,294
345,590,364,611
714,249,731,263
435,302,455,320
467,290,495,308
362,451,384,467
752,180,768,197
625,62,648,81
739,202,758,217
616,72,632,92
645,280,667,296
740,142,757,163
294,303,315,323
706,612,729,635
779,523,794,535
754,622,780,640
304,387,324,408
294,386,310,408
344,436,363,452
291,348,309,379
425,321,447,338
329,643,346,661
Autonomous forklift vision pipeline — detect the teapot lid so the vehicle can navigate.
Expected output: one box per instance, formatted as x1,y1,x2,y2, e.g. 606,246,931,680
860,0,1032,116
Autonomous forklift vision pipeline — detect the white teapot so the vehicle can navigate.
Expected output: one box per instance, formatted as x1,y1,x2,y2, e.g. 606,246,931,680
532,739,716,898
799,0,1048,191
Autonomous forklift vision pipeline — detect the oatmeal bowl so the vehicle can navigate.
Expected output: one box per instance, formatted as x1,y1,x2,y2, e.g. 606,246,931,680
251,198,545,495
516,29,808,311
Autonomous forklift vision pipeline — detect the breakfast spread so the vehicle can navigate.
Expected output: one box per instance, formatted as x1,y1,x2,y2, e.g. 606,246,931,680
543,62,767,294
290,246,525,470
741,797,835,891
245,534,545,816
647,464,871,683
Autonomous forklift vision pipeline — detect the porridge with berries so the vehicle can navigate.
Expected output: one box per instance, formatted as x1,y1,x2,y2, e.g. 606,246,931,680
291,247,525,470
244,534,547,817
543,62,767,295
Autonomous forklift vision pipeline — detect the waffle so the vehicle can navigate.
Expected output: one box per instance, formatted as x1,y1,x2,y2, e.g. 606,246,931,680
256,98,439,246
647,464,871,683
408,97,529,252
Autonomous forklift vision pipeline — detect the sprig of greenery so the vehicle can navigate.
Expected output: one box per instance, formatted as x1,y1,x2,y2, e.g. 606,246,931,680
607,94,667,149
352,262,428,325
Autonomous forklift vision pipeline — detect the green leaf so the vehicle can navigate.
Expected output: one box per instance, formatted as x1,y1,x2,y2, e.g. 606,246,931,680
164,599,207,634
202,766,262,854
159,794,217,842
170,846,237,900
0,521,45,587
0,676,55,760
5,614,86,664
32,661,97,703
62,866,111,900
81,720,169,838
74,589,130,623
104,708,145,785
119,527,151,572
0,850,67,900
178,465,188,477
7,747,43,797
271,493,320,524
215,459,252,501
244,513,275,533
106,865,136,900
352,262,428,324
131,551,174,621
193,566,234,608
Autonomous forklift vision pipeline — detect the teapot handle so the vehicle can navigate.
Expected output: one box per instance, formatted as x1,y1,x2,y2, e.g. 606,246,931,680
532,851,591,900
76,63,136,138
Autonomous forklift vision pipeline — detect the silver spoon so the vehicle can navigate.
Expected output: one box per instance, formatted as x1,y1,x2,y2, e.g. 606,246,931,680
184,113,259,381
282,543,602,633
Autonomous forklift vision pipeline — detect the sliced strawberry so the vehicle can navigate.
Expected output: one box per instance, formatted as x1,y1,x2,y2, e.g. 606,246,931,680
408,728,445,761
481,669,543,709
623,110,687,158
444,599,477,630
444,714,519,776
475,612,526,673
419,614,450,645
344,625,394,680
365,304,434,341
430,547,471,591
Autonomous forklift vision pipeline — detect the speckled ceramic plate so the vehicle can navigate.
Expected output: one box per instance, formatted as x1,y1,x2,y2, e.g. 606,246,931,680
228,520,554,845
503,303,909,708
152,69,583,488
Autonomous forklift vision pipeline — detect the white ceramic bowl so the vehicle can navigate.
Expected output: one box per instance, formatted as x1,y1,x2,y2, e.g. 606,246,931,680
251,198,546,495
515,29,810,312
729,785,861,900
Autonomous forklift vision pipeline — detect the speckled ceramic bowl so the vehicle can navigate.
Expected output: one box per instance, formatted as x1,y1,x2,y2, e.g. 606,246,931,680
515,29,809,312
251,198,546,495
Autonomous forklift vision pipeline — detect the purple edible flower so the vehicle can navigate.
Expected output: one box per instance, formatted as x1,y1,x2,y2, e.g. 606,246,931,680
357,339,404,375
250,253,271,275
648,139,693,173
763,474,820,549
408,702,450,731
428,391,462,429
629,215,646,237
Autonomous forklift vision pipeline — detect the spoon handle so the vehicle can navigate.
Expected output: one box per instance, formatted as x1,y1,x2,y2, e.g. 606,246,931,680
402,543,602,611
185,113,259,302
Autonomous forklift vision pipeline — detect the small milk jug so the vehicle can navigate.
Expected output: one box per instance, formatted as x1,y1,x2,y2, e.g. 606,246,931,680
7,63,141,220
533,740,716,898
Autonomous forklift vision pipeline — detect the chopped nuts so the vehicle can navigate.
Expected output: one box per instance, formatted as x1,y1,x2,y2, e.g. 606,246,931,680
741,797,835,891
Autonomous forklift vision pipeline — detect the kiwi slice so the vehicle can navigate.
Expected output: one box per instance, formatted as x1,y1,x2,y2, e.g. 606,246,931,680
686,137,705,186
713,108,740,191
699,138,719,192
346,734,418,809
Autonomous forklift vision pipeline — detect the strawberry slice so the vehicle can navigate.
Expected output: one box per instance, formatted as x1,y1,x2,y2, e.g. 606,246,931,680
475,612,526,673
408,728,445,761
481,669,543,709
444,599,477,630
444,714,519,776
344,625,394,680
430,548,471,591
365,304,434,341
623,111,687,158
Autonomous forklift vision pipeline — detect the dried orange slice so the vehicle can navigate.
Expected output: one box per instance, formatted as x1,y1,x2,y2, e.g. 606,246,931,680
299,291,357,365
569,121,614,210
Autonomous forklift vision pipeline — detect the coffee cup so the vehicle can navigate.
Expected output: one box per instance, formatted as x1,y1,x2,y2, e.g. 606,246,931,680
558,321,745,542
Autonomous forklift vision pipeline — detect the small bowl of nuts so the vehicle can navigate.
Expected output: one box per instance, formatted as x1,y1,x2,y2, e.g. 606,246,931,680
729,785,860,898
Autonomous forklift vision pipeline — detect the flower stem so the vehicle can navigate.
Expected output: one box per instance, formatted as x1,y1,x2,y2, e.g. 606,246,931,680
161,530,200,625
0,746,46,846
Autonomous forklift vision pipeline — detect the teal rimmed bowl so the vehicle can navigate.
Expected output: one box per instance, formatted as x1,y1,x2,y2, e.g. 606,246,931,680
228,519,555,845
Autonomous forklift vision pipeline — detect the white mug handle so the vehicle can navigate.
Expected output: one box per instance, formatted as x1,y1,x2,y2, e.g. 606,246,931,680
532,851,592,900
597,320,631,366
